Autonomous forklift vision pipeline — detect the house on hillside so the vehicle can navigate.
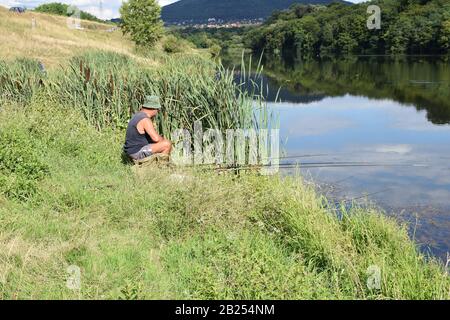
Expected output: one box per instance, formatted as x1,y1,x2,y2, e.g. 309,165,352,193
9,7,26,13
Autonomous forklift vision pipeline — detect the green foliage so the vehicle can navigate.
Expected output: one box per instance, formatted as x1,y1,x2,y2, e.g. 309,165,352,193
162,35,187,54
0,126,49,201
119,0,164,48
0,75,448,299
51,51,146,130
189,32,216,49
162,230,324,299
209,44,222,59
34,3,67,16
439,19,450,50
34,2,103,22
245,0,450,58
0,173,38,202
0,52,262,142
172,27,250,54
0,130,48,180
80,11,102,22
258,56,450,124
0,58,45,103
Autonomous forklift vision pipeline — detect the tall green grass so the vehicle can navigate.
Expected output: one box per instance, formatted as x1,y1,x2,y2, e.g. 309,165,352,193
1,51,448,300
1,51,266,138
0,101,448,299
52,51,147,130
0,126,49,201
0,58,45,103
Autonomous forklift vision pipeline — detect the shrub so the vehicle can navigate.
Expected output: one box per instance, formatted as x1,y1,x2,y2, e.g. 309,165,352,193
163,35,185,54
209,44,222,59
0,128,49,201
34,2,103,22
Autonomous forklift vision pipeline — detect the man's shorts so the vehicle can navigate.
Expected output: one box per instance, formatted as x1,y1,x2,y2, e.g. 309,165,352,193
129,145,153,161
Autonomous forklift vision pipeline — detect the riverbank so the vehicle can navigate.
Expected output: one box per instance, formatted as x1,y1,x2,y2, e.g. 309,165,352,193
0,9,449,299
0,98,449,299
221,53,450,260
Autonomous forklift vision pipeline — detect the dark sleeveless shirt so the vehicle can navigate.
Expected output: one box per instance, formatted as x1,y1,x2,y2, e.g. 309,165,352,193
123,112,155,155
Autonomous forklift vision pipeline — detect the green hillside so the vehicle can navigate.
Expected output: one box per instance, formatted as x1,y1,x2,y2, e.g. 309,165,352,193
161,0,349,23
245,0,450,56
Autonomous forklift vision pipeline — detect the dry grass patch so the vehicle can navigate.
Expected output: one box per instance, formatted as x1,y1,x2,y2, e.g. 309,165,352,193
0,7,135,67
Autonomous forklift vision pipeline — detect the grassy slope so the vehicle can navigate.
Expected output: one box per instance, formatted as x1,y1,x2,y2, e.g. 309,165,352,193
1,100,448,299
0,6,171,68
0,9,449,299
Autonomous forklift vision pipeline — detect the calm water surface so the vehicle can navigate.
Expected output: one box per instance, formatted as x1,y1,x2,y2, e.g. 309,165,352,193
232,56,450,260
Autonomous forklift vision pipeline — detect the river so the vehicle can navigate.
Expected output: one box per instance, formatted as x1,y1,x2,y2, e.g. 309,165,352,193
227,55,450,261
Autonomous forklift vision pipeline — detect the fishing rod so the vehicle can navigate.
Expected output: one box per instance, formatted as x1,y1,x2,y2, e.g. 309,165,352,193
186,161,430,172
333,188,393,204
331,175,355,184
266,153,331,160
322,188,392,213
276,161,427,166
260,151,436,162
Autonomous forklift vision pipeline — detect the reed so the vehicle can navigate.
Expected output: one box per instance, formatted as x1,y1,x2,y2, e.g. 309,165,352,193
1,51,269,139
50,51,147,130
0,58,45,103
1,51,448,300
0,100,448,299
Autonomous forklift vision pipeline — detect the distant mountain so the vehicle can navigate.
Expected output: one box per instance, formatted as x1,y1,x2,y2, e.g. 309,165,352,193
161,0,349,23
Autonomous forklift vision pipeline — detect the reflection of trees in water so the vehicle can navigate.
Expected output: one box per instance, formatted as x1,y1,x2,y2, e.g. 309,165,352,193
233,70,327,103
261,56,450,125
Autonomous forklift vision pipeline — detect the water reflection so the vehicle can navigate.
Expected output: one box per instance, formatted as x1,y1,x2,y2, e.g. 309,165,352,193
271,94,450,260
239,56,450,260
229,55,450,124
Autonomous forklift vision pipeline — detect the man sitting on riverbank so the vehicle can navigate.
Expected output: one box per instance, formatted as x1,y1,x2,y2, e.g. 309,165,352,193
123,95,172,161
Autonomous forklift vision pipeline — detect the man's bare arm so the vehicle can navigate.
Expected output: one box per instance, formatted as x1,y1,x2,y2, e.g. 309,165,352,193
143,118,163,143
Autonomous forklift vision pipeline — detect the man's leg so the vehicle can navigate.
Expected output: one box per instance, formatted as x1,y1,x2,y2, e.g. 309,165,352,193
151,139,172,155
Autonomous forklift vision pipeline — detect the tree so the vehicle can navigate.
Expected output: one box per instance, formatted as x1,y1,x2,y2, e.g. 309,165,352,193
242,0,448,58
439,19,450,51
120,0,164,48
35,2,67,16
34,2,102,22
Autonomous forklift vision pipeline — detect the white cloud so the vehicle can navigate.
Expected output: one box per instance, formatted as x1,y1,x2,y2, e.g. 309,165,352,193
285,115,355,137
159,0,178,5
373,144,413,155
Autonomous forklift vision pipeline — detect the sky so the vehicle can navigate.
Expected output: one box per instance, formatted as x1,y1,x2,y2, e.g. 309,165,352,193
1,0,367,20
